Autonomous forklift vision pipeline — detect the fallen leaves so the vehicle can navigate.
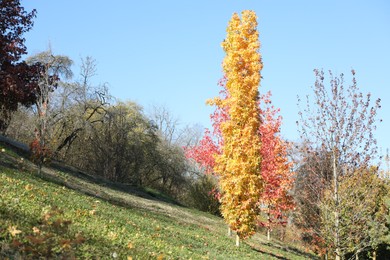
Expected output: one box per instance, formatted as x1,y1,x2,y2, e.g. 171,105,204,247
32,226,40,234
8,226,22,236
108,231,118,240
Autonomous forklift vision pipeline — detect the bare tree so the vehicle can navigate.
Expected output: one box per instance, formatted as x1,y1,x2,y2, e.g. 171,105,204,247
26,49,73,173
148,104,182,145
50,56,111,157
297,69,381,259
147,104,201,194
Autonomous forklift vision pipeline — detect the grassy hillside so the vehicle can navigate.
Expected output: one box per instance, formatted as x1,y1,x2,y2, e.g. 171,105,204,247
0,140,316,259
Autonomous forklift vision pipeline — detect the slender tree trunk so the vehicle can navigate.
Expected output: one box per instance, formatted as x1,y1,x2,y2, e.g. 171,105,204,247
267,206,271,241
333,150,341,260
228,227,232,236
235,234,240,247
373,249,377,260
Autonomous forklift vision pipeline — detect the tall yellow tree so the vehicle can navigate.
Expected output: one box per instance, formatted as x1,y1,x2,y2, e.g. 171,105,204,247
208,10,263,244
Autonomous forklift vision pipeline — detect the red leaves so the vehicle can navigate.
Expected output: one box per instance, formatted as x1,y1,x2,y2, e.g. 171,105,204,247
29,136,52,165
0,0,37,64
1,1,38,132
259,92,295,229
185,77,295,233
184,129,220,175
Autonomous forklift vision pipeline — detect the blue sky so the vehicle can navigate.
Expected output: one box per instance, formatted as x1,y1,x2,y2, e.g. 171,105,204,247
21,0,390,154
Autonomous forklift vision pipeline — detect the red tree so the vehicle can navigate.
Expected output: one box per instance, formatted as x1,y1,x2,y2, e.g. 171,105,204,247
0,0,38,133
259,92,295,240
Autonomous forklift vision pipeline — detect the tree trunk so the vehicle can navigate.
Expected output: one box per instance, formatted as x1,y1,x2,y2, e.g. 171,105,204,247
267,206,271,241
228,227,232,236
37,164,42,176
333,150,341,260
235,234,240,247
373,249,377,260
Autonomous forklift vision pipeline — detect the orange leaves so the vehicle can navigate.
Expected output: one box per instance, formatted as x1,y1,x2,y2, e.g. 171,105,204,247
187,10,294,243
217,10,263,239
29,137,52,165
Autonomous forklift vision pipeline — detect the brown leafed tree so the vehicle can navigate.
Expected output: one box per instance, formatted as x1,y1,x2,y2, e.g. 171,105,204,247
293,147,333,254
0,0,37,133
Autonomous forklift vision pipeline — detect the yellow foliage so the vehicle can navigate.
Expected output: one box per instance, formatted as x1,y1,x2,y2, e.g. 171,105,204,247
213,10,263,239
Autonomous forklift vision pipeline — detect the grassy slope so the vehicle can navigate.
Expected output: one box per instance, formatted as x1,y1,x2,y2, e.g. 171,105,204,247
0,141,316,259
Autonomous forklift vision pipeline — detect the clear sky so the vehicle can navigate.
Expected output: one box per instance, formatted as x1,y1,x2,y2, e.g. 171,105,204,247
21,0,390,154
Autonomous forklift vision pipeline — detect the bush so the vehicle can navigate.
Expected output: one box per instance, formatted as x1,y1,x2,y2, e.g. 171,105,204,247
184,175,220,216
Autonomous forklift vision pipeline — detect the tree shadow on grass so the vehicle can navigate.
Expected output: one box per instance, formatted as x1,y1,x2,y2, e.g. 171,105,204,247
251,241,319,260
50,160,182,206
1,136,182,207
251,247,289,259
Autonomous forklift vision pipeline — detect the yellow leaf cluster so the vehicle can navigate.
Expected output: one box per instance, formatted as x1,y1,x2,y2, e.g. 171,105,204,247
214,10,264,239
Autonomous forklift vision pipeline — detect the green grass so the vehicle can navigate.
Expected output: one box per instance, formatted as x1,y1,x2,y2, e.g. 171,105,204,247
0,142,316,259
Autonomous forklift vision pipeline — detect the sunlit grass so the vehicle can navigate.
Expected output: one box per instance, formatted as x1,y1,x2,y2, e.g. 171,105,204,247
0,143,316,259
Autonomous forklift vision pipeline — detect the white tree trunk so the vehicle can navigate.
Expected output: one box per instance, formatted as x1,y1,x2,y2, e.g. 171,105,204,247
333,151,341,260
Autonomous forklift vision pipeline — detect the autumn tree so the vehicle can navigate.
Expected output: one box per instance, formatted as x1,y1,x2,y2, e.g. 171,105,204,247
259,92,295,241
0,0,37,133
205,11,264,245
297,69,381,259
186,84,295,244
185,11,296,245
293,148,333,254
